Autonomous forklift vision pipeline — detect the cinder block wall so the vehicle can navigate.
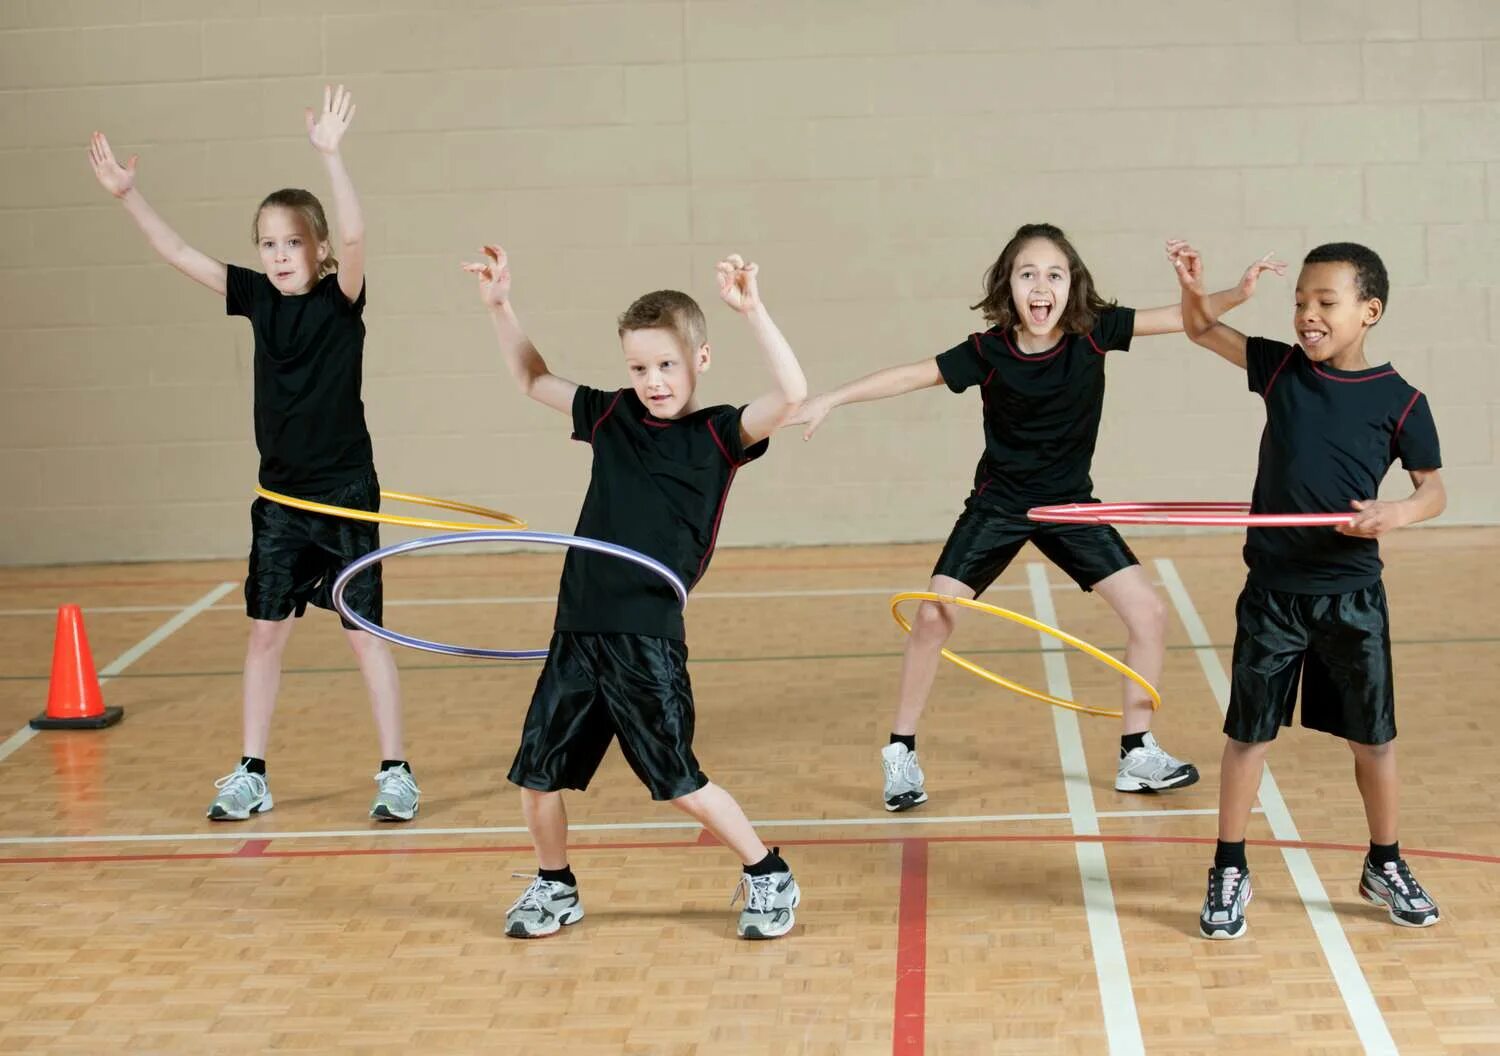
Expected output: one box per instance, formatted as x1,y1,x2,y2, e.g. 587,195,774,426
2,1,1496,564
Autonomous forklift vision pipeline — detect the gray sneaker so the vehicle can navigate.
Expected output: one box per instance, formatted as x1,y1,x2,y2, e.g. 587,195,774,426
732,861,800,940
1359,857,1440,928
370,765,420,822
1116,732,1199,793
505,876,584,938
207,763,272,821
881,742,927,812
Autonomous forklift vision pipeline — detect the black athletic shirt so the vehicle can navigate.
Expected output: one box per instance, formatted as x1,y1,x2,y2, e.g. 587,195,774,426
226,265,374,495
935,306,1136,514
1244,337,1441,594
555,386,769,640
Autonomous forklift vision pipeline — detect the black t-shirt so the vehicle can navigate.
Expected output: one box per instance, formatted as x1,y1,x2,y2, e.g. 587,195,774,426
555,386,769,640
935,306,1136,514
226,265,374,495
1244,337,1441,594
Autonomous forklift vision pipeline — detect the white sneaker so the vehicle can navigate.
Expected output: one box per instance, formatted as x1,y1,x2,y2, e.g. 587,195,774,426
881,742,927,812
505,875,584,938
207,763,273,821
732,860,800,940
1116,732,1199,793
370,765,420,822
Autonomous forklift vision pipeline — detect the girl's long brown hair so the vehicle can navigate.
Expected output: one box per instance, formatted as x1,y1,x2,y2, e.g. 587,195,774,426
971,223,1114,334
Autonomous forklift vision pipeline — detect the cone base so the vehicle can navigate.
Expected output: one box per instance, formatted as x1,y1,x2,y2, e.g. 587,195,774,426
31,706,124,730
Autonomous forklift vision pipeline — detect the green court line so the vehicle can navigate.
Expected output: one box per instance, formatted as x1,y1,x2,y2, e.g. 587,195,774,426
1,636,1495,682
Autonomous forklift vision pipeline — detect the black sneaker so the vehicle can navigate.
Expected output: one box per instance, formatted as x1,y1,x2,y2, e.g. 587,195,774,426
1199,865,1252,939
1359,857,1440,928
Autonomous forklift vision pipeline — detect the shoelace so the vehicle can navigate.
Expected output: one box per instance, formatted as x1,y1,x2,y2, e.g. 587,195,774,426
1382,862,1413,898
508,875,558,913
375,768,420,796
214,768,263,796
730,873,779,912
884,752,919,782
1216,868,1244,907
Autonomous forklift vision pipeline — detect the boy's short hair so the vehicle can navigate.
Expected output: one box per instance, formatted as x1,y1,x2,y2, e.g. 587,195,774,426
617,290,707,352
1303,242,1389,308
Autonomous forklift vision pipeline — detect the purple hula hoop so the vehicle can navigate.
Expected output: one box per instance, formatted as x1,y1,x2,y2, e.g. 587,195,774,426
331,530,689,659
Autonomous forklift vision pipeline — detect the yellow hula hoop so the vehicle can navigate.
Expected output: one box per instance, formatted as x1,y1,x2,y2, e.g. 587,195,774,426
889,592,1160,719
254,487,528,532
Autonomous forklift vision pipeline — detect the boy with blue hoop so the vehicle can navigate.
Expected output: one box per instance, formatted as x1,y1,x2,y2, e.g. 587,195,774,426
1172,240,1446,939
465,246,807,940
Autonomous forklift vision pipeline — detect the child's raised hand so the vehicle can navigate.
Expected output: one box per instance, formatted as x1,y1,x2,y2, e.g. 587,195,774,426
1238,252,1287,299
305,84,356,155
1166,239,1204,294
461,245,512,307
88,131,136,198
716,254,761,314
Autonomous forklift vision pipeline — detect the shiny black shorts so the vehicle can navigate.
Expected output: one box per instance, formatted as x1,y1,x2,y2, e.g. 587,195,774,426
245,473,382,630
933,498,1139,595
508,631,709,802
1226,581,1395,745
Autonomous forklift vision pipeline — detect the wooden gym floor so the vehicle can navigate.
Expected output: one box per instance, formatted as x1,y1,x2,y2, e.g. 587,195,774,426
0,530,1497,1054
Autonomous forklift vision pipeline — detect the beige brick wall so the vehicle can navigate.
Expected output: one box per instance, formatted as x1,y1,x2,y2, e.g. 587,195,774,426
2,1,1497,564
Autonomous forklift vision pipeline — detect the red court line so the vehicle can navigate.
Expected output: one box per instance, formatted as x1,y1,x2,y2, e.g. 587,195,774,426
894,839,928,1056
4,831,1498,868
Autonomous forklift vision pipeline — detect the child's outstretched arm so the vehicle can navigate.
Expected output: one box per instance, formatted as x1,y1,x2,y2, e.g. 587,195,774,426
306,85,364,305
1168,242,1265,369
88,132,227,295
463,245,577,415
716,255,808,446
788,359,943,441
1133,243,1286,337
1338,468,1446,539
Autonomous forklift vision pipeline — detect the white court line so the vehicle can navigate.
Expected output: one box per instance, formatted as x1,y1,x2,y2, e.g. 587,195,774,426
1028,563,1144,1056
0,805,1254,848
1156,559,1397,1056
0,579,1097,618
0,583,237,768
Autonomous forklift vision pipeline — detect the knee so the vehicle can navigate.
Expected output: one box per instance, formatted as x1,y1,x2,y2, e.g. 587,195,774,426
345,628,387,660
1348,739,1393,761
246,620,289,658
1126,593,1169,641
912,601,957,643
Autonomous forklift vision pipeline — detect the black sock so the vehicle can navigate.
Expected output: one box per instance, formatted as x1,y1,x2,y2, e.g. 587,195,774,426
1214,839,1248,872
380,759,411,775
889,734,916,752
539,865,576,886
744,847,788,876
240,756,266,776
1368,841,1399,868
1120,732,1148,754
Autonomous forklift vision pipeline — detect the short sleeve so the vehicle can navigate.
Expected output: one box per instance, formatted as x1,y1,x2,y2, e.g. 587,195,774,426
322,272,366,315
935,334,991,393
1091,306,1136,352
707,405,768,467
1244,336,1296,396
225,265,262,318
570,385,625,443
1394,392,1442,470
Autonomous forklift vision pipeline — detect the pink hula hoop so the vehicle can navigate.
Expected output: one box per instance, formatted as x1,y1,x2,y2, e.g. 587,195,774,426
1027,501,1355,528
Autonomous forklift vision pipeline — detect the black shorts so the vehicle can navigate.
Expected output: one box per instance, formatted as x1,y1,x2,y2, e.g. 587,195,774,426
245,472,382,630
933,498,1139,595
1226,580,1395,745
508,631,709,802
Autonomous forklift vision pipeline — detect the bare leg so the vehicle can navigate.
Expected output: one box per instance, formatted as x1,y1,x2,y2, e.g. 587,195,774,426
345,628,404,760
1349,739,1398,845
671,782,768,866
892,575,973,735
242,618,295,758
1091,565,1168,737
521,788,570,870
1217,737,1273,843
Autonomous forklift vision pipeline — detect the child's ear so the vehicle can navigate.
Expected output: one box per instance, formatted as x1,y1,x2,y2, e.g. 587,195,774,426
316,241,330,264
695,343,711,373
1363,298,1384,328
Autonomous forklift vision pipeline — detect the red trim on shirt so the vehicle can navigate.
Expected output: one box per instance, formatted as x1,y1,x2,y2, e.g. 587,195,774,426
1001,329,1068,363
641,416,672,429
1392,390,1422,448
706,419,738,466
589,389,625,444
1262,349,1295,398
1311,363,1398,384
975,476,991,497
1084,333,1105,356
693,465,738,587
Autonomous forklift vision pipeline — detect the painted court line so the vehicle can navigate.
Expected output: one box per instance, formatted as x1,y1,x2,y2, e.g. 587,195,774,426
0,806,1252,847
893,839,928,1056
0,582,236,767
1155,559,1397,1056
1028,563,1144,1056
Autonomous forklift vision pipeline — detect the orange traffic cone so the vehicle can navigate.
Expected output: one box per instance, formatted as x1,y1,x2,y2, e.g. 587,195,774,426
31,605,123,730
